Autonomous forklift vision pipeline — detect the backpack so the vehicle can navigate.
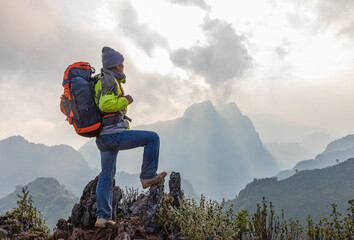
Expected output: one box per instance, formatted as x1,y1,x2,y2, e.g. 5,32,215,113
60,62,101,137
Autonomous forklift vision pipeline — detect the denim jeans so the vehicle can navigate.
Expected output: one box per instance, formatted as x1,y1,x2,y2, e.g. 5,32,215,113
95,130,160,219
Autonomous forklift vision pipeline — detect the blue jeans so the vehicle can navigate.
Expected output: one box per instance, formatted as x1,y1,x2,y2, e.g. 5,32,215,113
95,130,160,219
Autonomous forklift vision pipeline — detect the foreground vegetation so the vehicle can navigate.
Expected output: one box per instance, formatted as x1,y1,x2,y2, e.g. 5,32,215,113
4,187,50,236
158,195,354,239
2,186,353,239
0,177,78,231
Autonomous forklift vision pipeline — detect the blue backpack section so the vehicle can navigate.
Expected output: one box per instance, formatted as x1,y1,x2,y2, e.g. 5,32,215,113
65,67,101,137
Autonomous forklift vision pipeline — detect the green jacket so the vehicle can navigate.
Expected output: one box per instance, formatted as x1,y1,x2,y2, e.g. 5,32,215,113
95,75,130,134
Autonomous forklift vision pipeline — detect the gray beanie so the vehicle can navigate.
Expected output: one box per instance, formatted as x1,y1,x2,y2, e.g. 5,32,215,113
102,46,124,69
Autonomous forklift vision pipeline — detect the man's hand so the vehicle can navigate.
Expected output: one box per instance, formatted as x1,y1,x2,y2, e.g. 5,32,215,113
124,95,134,104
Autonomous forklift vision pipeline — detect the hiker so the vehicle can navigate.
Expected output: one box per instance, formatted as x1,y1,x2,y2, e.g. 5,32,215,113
94,46,167,227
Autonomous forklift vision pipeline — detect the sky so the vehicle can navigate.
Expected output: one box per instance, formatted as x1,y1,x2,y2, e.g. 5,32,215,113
0,0,353,149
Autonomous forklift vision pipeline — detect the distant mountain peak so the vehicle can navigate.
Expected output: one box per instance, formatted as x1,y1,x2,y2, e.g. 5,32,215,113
215,101,242,119
1,135,27,143
323,134,354,154
32,177,61,186
182,100,218,119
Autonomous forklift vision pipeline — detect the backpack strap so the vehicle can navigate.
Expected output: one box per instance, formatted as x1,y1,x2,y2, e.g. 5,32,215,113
101,111,123,126
101,109,132,126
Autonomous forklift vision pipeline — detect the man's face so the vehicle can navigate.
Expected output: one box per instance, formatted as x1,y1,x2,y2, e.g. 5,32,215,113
116,62,124,73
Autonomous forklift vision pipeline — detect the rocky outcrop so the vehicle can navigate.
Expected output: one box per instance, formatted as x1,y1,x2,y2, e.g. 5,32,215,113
0,172,183,239
169,172,182,208
51,172,182,240
70,176,123,229
0,214,47,240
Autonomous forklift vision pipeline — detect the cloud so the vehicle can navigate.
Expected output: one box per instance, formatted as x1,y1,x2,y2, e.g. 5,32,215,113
275,46,288,59
285,0,354,38
316,0,354,22
316,0,354,37
274,39,291,59
0,0,127,147
0,0,123,86
167,0,210,10
111,1,169,56
170,18,252,85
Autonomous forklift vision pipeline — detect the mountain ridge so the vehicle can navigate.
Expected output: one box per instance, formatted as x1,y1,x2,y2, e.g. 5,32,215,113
276,133,354,180
227,158,354,223
0,136,98,197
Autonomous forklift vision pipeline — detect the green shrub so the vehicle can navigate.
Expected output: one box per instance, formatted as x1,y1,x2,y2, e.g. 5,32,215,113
158,194,354,240
158,194,249,239
6,187,50,235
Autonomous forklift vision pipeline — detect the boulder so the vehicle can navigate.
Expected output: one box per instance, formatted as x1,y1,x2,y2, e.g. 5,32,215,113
169,172,182,208
71,175,123,229
53,173,172,239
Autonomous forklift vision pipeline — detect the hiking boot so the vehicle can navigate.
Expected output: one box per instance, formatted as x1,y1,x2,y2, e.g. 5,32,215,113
94,216,116,228
140,171,167,189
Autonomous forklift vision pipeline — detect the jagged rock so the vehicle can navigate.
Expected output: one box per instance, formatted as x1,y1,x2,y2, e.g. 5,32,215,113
127,182,164,233
129,194,147,214
169,172,182,208
123,223,132,236
53,230,69,240
52,172,181,239
116,232,130,240
7,219,21,225
134,225,147,238
72,228,85,240
53,219,69,240
140,182,164,231
71,175,123,229
56,219,69,231
71,176,98,229
0,214,47,240
0,228,9,238
112,186,122,221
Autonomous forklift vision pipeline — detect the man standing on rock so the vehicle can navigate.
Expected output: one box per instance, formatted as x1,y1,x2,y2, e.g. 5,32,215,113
94,46,167,228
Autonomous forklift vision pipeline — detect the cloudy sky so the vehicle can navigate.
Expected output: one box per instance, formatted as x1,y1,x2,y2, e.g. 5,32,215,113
0,0,353,148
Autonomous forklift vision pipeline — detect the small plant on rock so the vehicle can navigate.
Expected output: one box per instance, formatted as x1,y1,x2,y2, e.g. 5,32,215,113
7,186,50,235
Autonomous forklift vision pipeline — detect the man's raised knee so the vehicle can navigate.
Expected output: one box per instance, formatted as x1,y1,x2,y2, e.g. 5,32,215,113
151,131,160,143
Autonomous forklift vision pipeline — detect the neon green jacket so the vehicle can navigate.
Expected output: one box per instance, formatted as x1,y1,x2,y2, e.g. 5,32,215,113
95,77,128,113
94,75,130,134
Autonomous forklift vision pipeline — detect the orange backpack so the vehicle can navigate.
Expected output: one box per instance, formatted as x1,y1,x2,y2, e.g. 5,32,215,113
60,62,101,137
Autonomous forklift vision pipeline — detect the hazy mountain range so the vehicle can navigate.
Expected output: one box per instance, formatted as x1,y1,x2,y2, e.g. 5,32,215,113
0,136,98,197
265,132,335,169
247,114,333,144
265,142,314,169
0,136,197,199
226,158,354,224
301,132,335,154
80,100,279,200
277,134,354,180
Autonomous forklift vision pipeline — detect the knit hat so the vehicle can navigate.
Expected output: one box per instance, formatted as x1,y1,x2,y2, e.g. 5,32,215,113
102,46,124,69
